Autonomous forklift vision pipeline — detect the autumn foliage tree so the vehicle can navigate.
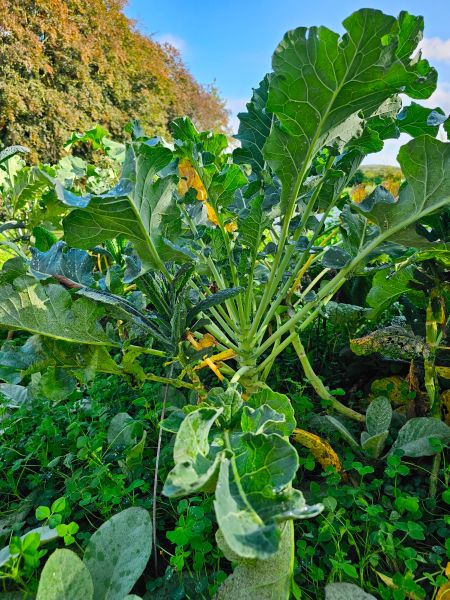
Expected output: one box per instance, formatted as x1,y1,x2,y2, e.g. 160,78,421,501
0,0,228,161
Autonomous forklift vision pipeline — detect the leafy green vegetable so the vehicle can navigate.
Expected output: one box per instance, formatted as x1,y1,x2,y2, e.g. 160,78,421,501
36,549,93,600
83,507,152,600
389,418,450,457
0,278,115,346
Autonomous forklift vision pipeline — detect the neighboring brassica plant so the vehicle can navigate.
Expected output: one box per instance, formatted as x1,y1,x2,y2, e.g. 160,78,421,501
326,396,450,459
35,507,152,600
1,8,450,599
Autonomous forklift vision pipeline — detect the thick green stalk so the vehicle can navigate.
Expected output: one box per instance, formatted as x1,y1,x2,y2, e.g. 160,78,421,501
290,333,365,422
256,216,425,355
180,204,240,323
249,174,327,339
254,195,340,345
426,286,444,497
144,373,197,390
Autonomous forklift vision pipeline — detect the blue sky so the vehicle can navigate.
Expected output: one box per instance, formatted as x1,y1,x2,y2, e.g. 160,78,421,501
126,1,450,165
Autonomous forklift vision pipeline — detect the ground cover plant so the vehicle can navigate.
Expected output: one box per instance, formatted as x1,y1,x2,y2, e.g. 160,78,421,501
0,7,450,599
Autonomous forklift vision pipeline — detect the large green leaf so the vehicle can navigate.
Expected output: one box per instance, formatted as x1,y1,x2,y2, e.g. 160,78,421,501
62,143,188,269
238,195,270,261
36,549,93,600
366,266,426,317
388,417,450,457
358,136,450,247
0,277,115,346
214,435,321,559
233,76,272,175
0,335,120,383
83,507,152,600
164,387,321,560
263,9,436,211
246,388,296,436
30,242,94,285
396,102,445,137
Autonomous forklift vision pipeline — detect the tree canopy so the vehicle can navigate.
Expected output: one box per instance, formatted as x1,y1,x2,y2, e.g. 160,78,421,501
0,0,228,161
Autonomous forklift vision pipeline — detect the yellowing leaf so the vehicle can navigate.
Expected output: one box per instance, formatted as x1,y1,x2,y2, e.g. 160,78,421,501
197,333,218,349
193,348,237,372
445,561,450,578
437,367,450,379
437,582,450,600
177,159,236,232
293,428,343,474
178,158,207,200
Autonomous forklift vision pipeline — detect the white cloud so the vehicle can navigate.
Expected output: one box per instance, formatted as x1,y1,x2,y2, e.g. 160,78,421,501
155,33,187,54
226,98,249,134
421,81,450,113
421,37,450,64
362,134,409,167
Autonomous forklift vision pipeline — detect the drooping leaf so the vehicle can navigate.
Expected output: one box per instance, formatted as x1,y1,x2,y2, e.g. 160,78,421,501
30,242,94,285
0,278,115,346
76,285,165,330
36,549,93,600
83,507,152,600
366,396,393,436
388,417,450,457
293,429,343,473
63,143,188,269
350,326,426,360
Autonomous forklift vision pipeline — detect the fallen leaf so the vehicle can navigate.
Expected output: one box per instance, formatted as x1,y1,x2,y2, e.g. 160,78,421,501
293,428,343,474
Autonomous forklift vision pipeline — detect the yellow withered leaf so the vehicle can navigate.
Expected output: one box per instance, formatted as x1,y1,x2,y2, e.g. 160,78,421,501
293,428,343,474
445,561,450,578
197,333,218,349
437,582,450,600
178,158,207,200
177,158,236,232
